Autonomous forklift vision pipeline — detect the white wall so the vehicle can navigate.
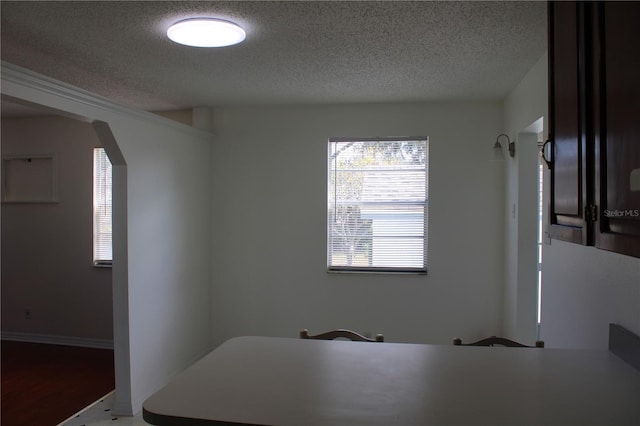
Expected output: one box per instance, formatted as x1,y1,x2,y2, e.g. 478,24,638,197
1,116,113,343
210,102,506,347
1,63,214,414
504,53,640,349
542,242,640,349
107,117,213,412
503,53,548,344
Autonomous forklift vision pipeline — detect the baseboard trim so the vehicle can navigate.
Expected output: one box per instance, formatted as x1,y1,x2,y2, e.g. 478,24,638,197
1,331,113,349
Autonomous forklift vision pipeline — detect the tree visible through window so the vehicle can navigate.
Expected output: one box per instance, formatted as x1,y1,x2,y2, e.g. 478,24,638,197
328,138,428,273
93,147,112,266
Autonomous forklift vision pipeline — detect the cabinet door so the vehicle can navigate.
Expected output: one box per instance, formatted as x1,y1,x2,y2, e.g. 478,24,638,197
548,1,590,244
593,2,640,257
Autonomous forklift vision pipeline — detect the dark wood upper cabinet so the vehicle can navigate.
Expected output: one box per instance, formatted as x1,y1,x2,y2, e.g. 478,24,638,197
548,1,640,258
593,2,640,257
548,1,589,245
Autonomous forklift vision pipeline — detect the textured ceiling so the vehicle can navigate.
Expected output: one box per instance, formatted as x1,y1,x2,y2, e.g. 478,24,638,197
1,1,547,111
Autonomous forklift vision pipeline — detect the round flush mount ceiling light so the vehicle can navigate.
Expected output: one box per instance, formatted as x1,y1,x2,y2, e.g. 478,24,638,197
167,18,246,47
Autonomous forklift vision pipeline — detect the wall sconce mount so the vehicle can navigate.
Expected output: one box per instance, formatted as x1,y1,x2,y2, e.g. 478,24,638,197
494,133,515,159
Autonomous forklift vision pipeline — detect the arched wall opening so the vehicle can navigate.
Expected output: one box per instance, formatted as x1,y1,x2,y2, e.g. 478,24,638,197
2,61,231,416
1,95,132,414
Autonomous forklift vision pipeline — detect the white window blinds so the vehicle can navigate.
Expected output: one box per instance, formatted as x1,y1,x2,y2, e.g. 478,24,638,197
93,148,112,266
328,138,428,273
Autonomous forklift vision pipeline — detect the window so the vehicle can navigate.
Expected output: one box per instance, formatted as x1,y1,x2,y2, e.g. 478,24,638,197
93,148,112,266
327,137,428,273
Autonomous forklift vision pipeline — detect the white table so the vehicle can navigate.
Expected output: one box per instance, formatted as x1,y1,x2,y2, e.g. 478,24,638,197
143,336,640,425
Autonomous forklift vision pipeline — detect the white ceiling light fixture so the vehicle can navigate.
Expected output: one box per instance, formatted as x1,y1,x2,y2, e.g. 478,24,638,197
167,18,246,47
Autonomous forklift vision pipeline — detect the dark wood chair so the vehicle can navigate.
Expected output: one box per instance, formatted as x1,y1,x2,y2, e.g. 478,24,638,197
300,329,384,342
453,336,544,348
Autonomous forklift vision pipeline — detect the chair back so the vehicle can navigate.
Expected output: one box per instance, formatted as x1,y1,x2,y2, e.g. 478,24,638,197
453,336,544,348
300,329,384,342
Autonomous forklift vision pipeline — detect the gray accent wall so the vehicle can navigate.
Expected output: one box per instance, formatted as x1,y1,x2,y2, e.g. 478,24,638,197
1,115,113,343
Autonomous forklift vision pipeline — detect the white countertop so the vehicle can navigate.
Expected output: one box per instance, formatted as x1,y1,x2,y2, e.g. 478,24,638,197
143,336,640,425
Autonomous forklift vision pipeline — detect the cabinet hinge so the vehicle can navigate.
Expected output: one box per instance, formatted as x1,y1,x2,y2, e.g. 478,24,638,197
586,204,598,222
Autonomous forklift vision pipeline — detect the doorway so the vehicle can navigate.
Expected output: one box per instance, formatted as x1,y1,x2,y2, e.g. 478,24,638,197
0,99,129,415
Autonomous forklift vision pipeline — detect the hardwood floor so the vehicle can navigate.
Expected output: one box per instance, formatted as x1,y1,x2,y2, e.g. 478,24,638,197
1,340,115,426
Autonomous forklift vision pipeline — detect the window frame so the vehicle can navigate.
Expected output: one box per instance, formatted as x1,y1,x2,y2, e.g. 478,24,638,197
327,137,429,274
